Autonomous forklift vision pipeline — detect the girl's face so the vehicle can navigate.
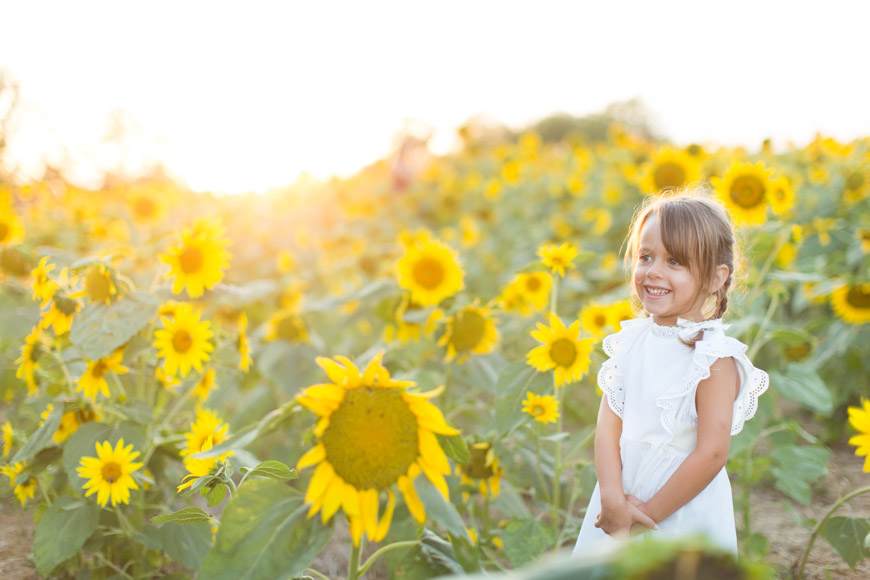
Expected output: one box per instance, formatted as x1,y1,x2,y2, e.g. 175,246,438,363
633,216,708,326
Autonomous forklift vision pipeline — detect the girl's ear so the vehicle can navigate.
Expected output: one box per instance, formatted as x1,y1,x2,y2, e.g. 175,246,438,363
710,264,730,293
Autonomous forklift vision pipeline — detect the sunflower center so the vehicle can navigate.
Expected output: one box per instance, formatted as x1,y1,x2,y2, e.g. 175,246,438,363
550,338,577,368
179,246,204,273
412,257,445,289
531,404,545,416
92,360,108,378
846,286,870,309
134,197,157,219
277,316,303,341
0,222,9,242
729,176,765,209
594,314,607,328
102,462,122,484
463,445,494,479
654,161,687,190
451,310,486,352
86,269,111,302
55,295,79,316
845,172,865,191
525,276,541,292
321,388,419,490
172,330,194,353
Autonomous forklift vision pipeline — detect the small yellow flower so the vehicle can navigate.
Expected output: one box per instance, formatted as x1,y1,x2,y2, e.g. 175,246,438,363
456,442,502,501
192,368,217,402
847,399,870,472
31,257,59,307
0,207,26,247
15,325,43,396
153,303,214,377
77,439,143,507
177,435,218,492
77,348,129,401
522,392,560,424
238,312,252,372
527,313,595,387
397,232,465,307
41,295,80,336
537,242,578,277
514,272,552,311
1,462,37,506
2,421,13,457
160,217,231,298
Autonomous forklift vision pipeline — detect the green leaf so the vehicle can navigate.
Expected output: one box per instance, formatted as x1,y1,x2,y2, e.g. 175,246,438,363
161,521,213,572
501,518,555,567
242,460,298,481
33,495,100,577
204,483,228,507
494,361,550,437
11,403,62,464
822,516,870,569
436,434,470,464
197,478,333,580
193,402,297,459
745,532,770,559
70,291,159,360
770,444,830,504
448,532,482,573
771,362,833,415
394,529,463,580
414,476,468,539
153,507,213,525
132,525,164,551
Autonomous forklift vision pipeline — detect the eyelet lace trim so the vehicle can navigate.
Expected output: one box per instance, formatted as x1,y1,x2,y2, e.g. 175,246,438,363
598,318,650,419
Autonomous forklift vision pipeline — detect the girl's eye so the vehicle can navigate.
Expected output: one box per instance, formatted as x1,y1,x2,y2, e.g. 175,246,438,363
638,254,651,262
668,258,681,266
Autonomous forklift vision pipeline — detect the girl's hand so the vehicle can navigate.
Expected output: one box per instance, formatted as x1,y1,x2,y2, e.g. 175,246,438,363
594,498,632,537
625,494,658,535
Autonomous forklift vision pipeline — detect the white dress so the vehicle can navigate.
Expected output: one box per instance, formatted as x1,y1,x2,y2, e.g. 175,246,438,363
573,317,769,556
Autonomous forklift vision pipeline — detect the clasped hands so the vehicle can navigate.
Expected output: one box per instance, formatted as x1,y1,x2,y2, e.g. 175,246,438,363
594,494,658,538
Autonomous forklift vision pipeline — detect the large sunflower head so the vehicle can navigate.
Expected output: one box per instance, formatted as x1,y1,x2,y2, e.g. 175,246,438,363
153,302,214,377
711,161,775,225
830,283,870,325
76,439,144,507
160,217,231,298
438,302,499,363
397,232,465,307
456,441,502,501
296,352,458,546
847,399,870,472
639,147,701,194
527,313,595,387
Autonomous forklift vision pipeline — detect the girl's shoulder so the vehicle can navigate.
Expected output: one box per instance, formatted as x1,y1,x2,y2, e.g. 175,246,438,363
601,316,653,357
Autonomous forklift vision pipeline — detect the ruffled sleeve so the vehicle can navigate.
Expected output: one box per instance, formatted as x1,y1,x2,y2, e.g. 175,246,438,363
656,319,769,436
597,318,651,419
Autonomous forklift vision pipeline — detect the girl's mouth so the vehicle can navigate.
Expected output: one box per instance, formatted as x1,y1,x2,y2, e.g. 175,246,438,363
645,286,671,297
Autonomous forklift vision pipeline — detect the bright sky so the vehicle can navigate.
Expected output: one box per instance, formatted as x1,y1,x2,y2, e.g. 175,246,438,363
1,1,868,194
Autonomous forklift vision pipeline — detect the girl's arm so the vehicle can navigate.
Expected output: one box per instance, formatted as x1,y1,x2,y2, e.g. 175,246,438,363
634,356,739,525
593,396,657,535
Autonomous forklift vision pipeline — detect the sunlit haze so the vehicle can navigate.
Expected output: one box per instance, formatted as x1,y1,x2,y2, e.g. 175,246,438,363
1,0,868,194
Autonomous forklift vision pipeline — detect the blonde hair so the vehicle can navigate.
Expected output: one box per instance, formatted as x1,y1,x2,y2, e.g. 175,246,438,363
624,184,740,330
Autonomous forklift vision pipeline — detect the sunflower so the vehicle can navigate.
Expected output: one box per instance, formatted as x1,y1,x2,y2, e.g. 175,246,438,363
522,392,560,424
181,407,232,461
153,302,214,377
77,348,128,400
514,272,552,311
830,283,870,325
160,217,231,298
276,249,295,274
264,308,309,343
77,439,143,507
456,442,502,501
31,257,58,307
578,303,612,339
0,207,25,246
156,366,181,391
607,300,635,330
397,232,465,307
527,313,595,387
856,227,870,254
581,207,613,236
238,312,252,372
538,242,578,278
82,265,118,304
639,147,701,194
15,325,43,395
41,295,81,336
2,421,13,457
296,352,458,546
438,302,499,363
842,167,870,203
52,408,101,444
383,295,443,344
1,461,37,506
192,368,217,402
127,186,167,224
768,176,795,216
177,435,218,492
711,161,775,225
847,399,870,472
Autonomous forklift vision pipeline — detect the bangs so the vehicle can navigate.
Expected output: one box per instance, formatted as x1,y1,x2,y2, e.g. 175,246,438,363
656,203,701,273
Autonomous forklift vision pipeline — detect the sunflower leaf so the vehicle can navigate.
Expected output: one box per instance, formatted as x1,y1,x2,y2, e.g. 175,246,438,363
494,361,551,437
33,495,100,577
414,476,468,539
153,507,213,525
242,460,298,481
770,363,833,415
436,434,470,464
69,290,159,360
501,518,556,568
822,516,870,569
11,403,62,464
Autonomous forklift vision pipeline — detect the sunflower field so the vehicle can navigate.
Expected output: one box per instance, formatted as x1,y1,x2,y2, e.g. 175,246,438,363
1,125,869,580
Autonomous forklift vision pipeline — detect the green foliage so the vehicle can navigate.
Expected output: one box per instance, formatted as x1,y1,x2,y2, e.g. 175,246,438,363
152,507,212,525
33,496,100,577
822,516,870,569
769,444,830,505
69,291,158,360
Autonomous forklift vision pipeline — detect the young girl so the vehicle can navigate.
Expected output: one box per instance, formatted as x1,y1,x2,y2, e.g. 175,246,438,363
573,188,769,556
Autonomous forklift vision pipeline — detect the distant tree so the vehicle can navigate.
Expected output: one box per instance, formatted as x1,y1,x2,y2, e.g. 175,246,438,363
529,98,662,144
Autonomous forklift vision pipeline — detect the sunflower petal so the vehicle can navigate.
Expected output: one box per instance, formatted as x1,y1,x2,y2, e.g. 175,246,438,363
398,474,425,524
373,490,396,542
296,443,326,471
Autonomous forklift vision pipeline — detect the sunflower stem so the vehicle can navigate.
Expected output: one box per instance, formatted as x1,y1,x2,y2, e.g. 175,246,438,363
746,230,788,308
550,379,564,545
795,485,870,579
747,291,780,359
304,568,331,580
357,540,419,577
533,423,550,503
347,541,363,580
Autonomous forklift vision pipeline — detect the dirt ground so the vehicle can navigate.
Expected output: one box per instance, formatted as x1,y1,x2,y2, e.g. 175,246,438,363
1,446,868,580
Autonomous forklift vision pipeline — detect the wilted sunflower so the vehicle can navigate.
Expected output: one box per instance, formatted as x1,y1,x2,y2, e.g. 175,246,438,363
296,352,458,546
847,399,870,472
397,232,465,307
77,348,128,400
77,439,143,507
538,242,578,278
711,161,775,225
160,217,231,298
457,442,502,501
639,147,701,194
439,302,499,363
527,313,595,387
153,302,214,377
1,461,37,506
830,283,870,325
264,308,309,343
522,392,560,424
